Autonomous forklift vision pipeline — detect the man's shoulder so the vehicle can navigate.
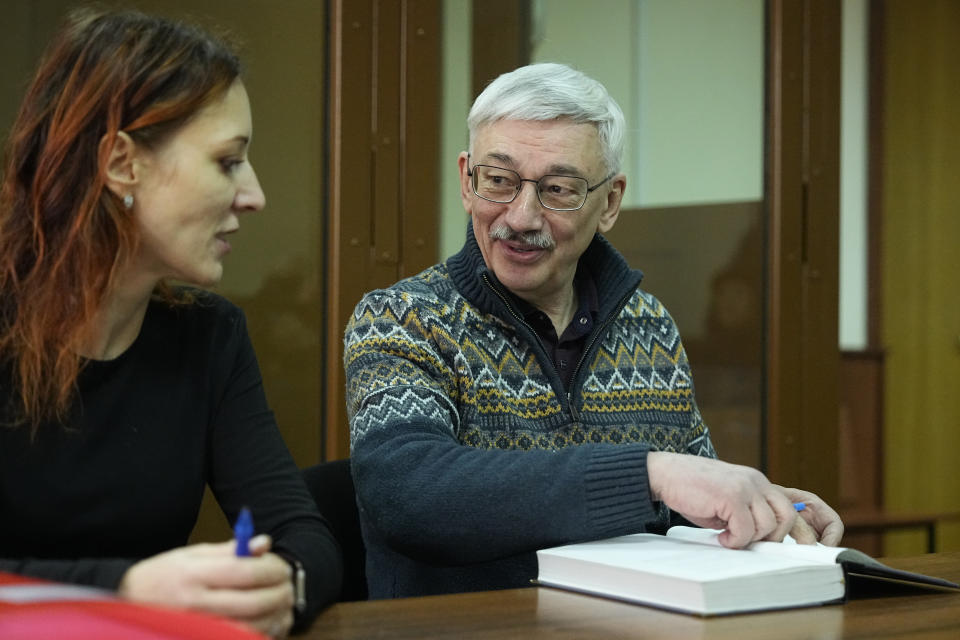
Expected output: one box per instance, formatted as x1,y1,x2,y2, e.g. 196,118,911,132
620,287,673,321
353,262,457,312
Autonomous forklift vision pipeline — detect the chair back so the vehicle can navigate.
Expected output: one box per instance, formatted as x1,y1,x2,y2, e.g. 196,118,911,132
302,458,368,601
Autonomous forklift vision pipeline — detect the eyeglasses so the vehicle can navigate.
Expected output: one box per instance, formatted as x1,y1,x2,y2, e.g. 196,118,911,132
467,159,614,212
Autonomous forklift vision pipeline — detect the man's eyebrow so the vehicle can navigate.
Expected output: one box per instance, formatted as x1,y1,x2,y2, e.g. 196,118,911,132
481,153,586,177
482,151,515,166
544,163,584,176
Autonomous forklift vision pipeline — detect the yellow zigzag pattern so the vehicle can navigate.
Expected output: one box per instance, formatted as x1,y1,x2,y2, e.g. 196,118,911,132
590,340,685,371
346,269,711,456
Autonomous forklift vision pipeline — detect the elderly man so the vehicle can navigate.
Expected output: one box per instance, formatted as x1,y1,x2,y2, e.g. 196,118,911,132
344,63,843,599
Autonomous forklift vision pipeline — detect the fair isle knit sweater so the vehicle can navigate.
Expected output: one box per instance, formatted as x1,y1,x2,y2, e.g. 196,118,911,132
345,226,717,599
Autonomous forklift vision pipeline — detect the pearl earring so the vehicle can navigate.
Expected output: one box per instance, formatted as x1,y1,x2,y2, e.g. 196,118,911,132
123,194,134,209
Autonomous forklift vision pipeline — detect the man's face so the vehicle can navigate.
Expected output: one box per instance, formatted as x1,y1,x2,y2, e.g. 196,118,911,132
458,118,625,309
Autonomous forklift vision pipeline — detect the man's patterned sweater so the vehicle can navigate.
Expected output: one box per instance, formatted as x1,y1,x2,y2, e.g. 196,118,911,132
344,225,717,599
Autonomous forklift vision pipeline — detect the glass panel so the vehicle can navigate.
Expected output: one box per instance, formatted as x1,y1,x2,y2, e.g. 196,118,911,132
608,202,764,468
527,0,766,467
440,0,767,467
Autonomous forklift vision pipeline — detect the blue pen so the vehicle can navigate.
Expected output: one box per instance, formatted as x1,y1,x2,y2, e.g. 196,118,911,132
793,502,806,512
234,506,253,557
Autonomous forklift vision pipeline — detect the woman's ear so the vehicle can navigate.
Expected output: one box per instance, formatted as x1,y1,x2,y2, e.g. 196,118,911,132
100,131,139,199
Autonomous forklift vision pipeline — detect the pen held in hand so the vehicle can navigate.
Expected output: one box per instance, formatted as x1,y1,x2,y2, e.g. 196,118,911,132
234,506,254,557
793,502,806,512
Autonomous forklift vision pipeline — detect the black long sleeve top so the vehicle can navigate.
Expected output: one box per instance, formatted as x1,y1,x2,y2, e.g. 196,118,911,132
0,290,341,627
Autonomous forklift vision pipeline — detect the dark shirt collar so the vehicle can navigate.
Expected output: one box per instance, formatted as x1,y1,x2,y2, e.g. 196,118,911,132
509,265,598,341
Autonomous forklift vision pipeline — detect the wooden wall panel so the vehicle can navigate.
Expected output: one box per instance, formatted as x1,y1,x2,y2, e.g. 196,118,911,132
838,350,885,555
326,0,441,461
471,1,530,98
765,0,840,502
881,0,960,554
402,1,444,275
766,0,808,484
799,0,841,505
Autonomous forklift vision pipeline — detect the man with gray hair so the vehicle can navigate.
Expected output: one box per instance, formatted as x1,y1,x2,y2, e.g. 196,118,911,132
344,62,843,599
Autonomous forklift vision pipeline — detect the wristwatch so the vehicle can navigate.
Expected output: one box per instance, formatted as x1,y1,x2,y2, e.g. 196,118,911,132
280,554,307,616
291,557,307,615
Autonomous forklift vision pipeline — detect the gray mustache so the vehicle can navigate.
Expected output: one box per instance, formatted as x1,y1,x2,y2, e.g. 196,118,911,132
488,225,555,249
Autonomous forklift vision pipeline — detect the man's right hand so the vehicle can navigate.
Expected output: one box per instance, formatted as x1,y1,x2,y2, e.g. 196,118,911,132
646,452,799,549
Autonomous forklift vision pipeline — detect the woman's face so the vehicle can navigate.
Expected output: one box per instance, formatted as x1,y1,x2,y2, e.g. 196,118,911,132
130,79,265,287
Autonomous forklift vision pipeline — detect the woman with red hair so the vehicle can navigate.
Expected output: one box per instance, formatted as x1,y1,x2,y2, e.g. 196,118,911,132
0,9,340,637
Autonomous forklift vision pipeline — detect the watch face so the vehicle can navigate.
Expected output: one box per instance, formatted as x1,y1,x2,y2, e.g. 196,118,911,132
292,559,307,613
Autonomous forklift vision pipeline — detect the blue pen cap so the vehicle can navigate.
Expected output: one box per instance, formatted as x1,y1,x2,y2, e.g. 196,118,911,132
234,506,254,557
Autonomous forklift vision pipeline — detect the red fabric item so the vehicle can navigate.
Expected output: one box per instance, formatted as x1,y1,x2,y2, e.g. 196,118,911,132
0,572,266,639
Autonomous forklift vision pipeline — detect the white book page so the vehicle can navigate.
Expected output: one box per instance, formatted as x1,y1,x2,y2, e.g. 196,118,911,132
540,533,836,582
666,526,847,565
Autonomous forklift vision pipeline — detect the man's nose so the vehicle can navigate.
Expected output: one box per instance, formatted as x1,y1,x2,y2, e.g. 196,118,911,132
504,180,545,229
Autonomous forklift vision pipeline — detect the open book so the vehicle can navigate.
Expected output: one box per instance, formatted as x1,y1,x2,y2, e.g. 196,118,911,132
535,526,959,616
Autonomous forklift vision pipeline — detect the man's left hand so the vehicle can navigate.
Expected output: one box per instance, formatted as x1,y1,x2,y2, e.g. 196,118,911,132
775,485,844,546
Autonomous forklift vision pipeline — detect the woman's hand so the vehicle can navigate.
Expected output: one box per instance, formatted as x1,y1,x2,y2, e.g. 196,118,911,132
118,535,294,638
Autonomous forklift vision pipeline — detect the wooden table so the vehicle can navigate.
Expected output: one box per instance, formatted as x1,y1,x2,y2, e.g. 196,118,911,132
305,552,960,639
